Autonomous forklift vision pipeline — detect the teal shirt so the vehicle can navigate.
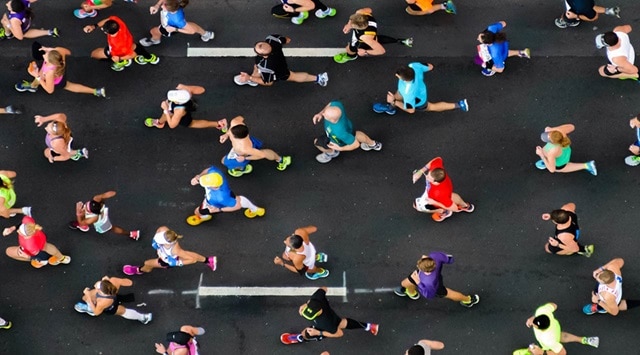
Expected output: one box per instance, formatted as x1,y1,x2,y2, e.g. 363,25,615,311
324,101,355,146
543,143,571,167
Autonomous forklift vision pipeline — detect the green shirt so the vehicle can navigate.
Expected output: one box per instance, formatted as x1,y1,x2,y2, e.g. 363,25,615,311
543,143,571,167
0,174,16,209
533,303,562,353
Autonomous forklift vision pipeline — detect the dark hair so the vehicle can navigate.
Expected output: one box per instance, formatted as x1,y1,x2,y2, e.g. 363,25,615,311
533,315,550,330
603,31,619,47
430,168,446,183
102,20,120,35
550,209,570,224
230,125,249,139
164,0,189,11
10,0,32,19
88,200,103,214
396,66,415,81
289,234,303,249
480,30,507,44
100,280,118,296
407,345,425,355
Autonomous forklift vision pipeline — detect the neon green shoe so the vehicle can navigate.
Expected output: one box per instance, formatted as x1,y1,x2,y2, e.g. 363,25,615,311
333,53,357,64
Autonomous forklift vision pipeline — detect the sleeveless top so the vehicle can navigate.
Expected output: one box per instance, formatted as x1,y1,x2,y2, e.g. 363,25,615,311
543,143,571,167
8,10,31,32
554,211,580,243
40,63,63,85
285,240,316,267
0,174,16,209
598,273,623,305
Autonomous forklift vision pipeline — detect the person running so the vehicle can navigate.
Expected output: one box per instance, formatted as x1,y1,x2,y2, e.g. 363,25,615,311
122,226,217,275
74,275,152,324
139,0,214,47
0,0,58,40
582,258,640,316
0,317,11,330
282,287,379,343
393,252,480,308
412,157,474,222
0,105,21,115
155,325,205,355
405,339,445,354
334,8,413,63
535,124,597,175
596,25,638,80
83,16,159,71
68,191,140,241
73,0,113,19
34,113,89,163
0,170,31,219
372,62,468,115
541,202,594,257
273,225,329,280
2,215,71,268
219,116,292,177
234,34,328,87
312,100,381,164
625,114,640,166
15,42,106,97
476,21,530,77
405,0,456,16
186,166,265,226
513,302,598,354
271,0,336,25
555,0,620,28
145,84,224,129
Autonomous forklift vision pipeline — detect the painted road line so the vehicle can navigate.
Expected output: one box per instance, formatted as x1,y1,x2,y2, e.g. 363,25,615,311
187,47,344,58
198,286,347,296
148,289,175,295
353,288,396,294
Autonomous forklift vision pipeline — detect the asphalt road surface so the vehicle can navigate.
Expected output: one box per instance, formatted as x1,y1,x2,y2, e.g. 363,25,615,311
0,0,639,354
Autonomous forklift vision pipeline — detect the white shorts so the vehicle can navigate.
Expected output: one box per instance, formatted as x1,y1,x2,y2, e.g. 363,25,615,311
414,196,439,213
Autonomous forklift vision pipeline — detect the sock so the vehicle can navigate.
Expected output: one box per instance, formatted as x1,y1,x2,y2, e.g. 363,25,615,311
454,102,461,108
347,53,357,58
462,296,472,303
121,308,144,321
578,244,586,253
406,289,418,296
239,196,258,212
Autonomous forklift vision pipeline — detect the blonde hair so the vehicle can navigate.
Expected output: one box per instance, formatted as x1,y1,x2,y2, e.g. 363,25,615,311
548,131,571,147
22,223,42,236
349,14,369,30
164,229,184,243
46,50,66,78
51,121,72,144
416,257,436,273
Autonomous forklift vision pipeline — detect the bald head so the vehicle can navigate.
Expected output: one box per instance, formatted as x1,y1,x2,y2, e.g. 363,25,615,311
323,106,342,122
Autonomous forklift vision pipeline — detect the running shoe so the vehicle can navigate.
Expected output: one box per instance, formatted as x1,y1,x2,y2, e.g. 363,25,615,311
74,302,95,315
444,0,457,14
519,48,531,59
460,294,480,308
372,103,396,115
554,17,568,29
277,156,292,171
459,203,475,213
459,99,469,112
186,214,212,226
432,210,453,222
481,68,496,77
316,151,339,163
135,54,160,65
94,87,106,98
111,59,132,72
582,303,607,315
0,27,7,39
233,74,258,87
367,323,379,336
21,206,32,217
316,72,329,87
333,53,357,64
244,207,266,218
144,118,165,129
50,28,60,38
68,221,90,232
512,349,532,355
227,164,253,177
586,160,597,176
582,336,599,348
74,9,97,18
360,141,382,151
535,160,547,170
315,7,336,18
315,252,328,262
207,256,217,271
123,265,144,275
80,148,89,159
625,155,640,166
15,81,37,93
141,313,153,324
401,38,414,48
129,230,140,241
201,31,215,42
305,268,329,280
48,255,71,265
4,105,21,114
0,320,12,330
139,37,161,47
578,244,594,258
291,11,309,25
393,287,420,300
605,6,620,18
30,259,48,268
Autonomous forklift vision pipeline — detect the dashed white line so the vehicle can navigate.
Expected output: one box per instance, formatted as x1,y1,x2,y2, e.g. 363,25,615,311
187,47,344,58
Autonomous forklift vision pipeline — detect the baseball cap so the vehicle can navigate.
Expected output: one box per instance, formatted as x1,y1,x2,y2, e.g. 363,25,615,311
199,173,223,188
167,89,191,104
595,34,607,49
153,231,170,245
301,300,322,320
540,132,550,142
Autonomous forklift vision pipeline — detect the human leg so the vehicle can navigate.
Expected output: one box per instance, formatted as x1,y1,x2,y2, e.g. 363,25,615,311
118,306,152,324
179,22,205,36
508,49,531,59
140,258,163,273
64,81,105,97
618,299,640,311
426,101,456,112
287,71,318,83
451,192,473,211
23,29,55,39
5,246,30,262
560,332,599,348
176,250,206,265
557,161,596,175
41,242,64,260
355,131,376,146
188,120,219,129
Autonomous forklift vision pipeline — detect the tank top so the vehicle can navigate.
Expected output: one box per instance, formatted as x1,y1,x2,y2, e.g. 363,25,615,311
8,10,31,32
168,337,198,355
45,134,72,152
18,216,47,256
40,63,63,85
554,211,580,243
96,293,117,313
598,274,623,305
285,241,317,268
351,14,377,45
543,143,571,167
607,32,635,65
0,174,16,209
154,232,177,263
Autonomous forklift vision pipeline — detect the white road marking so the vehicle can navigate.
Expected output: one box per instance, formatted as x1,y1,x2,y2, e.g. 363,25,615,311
198,286,347,296
148,289,175,295
187,47,344,58
353,288,395,294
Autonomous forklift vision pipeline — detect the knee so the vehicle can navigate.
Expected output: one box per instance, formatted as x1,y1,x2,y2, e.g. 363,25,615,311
598,66,607,77
544,244,551,253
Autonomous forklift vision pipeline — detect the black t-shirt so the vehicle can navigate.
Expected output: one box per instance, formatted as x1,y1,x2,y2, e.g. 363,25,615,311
255,34,290,82
309,289,342,333
169,100,196,127
567,0,596,19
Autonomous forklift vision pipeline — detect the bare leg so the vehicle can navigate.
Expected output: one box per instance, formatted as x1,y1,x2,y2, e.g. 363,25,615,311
5,246,30,261
178,250,206,265
150,26,162,41
314,139,335,154
451,192,469,209
400,278,418,294
42,243,64,259
111,226,129,236
560,332,585,344
556,162,588,173
179,22,206,36
444,288,471,302
287,71,317,83
140,258,161,273
24,29,52,39
188,120,219,129
64,81,97,95
426,101,456,112
355,131,375,145
593,5,605,14
249,148,280,162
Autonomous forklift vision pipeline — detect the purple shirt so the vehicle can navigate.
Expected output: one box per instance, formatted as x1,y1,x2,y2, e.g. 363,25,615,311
417,252,453,298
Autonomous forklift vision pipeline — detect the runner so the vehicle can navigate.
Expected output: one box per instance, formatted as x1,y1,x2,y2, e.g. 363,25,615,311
139,0,214,47
372,62,468,115
281,287,378,344
234,34,328,87
582,258,640,316
122,226,217,275
3,215,71,268
312,100,381,164
476,21,530,76
68,191,140,241
0,105,21,115
405,339,445,354
155,325,205,355
513,302,598,354
219,116,291,177
555,0,619,28
34,113,89,163
405,0,456,16
625,114,640,166
271,0,336,25
596,25,638,80
535,124,597,175
334,8,413,63
145,85,224,129
0,0,58,40
412,157,474,222
393,252,480,308
541,202,594,257
273,225,329,280
74,275,152,324
83,16,159,71
186,166,265,226
0,170,31,219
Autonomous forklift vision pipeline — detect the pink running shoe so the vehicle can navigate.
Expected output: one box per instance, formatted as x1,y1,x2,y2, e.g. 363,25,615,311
207,256,217,271
129,230,140,241
123,265,143,275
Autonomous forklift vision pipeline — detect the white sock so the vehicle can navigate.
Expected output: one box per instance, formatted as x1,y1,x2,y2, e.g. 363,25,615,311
121,308,144,321
239,196,258,212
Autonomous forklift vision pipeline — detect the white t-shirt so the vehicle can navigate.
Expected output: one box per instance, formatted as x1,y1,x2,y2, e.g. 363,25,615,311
607,32,635,65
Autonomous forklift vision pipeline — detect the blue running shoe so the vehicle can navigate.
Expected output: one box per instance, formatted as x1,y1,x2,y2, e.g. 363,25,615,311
459,99,469,112
444,0,457,14
372,102,396,115
586,160,597,176
305,268,330,280
535,160,546,170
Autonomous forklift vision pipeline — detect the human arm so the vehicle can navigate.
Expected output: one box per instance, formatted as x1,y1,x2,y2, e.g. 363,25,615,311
8,18,26,40
283,0,315,13
294,226,317,243
596,258,624,277
82,17,110,34
176,84,205,96
545,124,575,135
535,145,560,172
592,290,619,315
358,35,386,56
548,234,579,254
190,168,212,185
328,139,359,152
164,106,186,129
0,170,17,179
486,21,506,33
312,104,331,125
417,340,445,350
560,203,576,213
412,157,442,183
149,0,165,14
75,201,98,225
93,191,116,203
613,25,632,34
108,276,133,288
2,226,16,236
274,255,306,274
611,56,639,75
83,0,112,11
34,113,67,127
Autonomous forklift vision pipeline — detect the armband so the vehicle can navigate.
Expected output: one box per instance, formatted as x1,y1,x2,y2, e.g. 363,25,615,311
152,241,160,250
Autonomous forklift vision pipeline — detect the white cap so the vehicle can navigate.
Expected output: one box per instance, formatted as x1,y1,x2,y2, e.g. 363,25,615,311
167,89,191,104
153,231,169,245
595,34,607,49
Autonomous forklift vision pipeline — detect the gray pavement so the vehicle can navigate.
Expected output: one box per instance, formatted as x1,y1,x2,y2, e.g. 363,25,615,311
1,0,640,354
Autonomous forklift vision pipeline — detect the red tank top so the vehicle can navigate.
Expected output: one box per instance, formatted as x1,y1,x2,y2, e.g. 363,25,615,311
18,216,47,256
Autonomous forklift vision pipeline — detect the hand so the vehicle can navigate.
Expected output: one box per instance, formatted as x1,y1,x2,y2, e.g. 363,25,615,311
541,213,550,221
327,142,340,151
154,343,167,354
81,2,92,11
312,113,323,125
525,316,534,328
160,100,168,110
219,134,228,144
274,256,283,265
149,5,159,15
28,61,39,77
190,176,200,186
606,64,618,73
83,25,95,34
342,23,351,34
239,72,251,82
236,155,245,162
305,327,321,337
83,287,90,294
591,292,599,303
528,344,543,355
34,115,44,126
76,201,84,214
535,146,544,158
2,226,15,237
629,145,640,155
630,117,640,128
164,25,177,33
386,92,396,104
412,170,423,184
548,237,558,246
357,48,368,56
283,4,293,12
